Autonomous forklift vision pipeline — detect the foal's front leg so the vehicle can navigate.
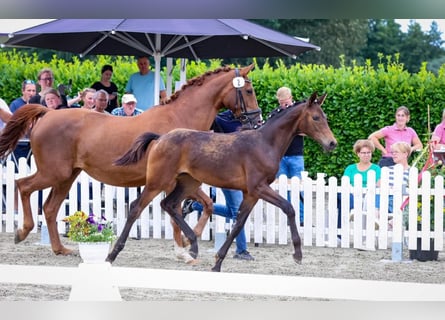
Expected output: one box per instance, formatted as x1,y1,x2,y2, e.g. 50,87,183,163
259,185,302,263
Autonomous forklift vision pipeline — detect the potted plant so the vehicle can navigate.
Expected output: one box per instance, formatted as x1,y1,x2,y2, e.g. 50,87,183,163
63,211,116,263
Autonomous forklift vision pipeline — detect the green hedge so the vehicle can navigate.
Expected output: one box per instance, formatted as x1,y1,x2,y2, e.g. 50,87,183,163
1,51,444,178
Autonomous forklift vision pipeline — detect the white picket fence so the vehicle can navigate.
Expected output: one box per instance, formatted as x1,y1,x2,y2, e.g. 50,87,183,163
1,157,444,253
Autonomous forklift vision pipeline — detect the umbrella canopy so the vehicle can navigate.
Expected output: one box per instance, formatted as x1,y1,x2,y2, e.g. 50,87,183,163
2,19,320,105
3,19,319,59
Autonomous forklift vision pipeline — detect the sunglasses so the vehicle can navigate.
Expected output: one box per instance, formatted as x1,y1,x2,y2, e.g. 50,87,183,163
23,80,35,85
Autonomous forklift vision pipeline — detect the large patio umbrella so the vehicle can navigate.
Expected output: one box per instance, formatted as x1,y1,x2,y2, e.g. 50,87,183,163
3,19,320,104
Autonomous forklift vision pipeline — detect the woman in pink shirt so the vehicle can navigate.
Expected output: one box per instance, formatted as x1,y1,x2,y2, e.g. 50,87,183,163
431,109,445,150
368,106,423,167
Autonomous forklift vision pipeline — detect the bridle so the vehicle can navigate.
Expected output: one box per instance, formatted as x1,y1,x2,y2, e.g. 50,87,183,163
233,68,263,130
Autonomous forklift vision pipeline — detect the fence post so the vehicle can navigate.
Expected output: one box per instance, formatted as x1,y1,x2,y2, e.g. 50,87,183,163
391,164,404,261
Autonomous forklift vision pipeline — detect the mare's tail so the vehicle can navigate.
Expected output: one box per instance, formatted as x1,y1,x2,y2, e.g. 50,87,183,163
114,132,161,166
0,104,49,159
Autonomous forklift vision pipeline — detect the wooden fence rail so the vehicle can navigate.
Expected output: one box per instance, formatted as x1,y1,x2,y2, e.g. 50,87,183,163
1,157,444,253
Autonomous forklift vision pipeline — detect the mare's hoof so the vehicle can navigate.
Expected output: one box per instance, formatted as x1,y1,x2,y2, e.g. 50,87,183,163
14,232,23,244
55,247,74,256
186,258,199,266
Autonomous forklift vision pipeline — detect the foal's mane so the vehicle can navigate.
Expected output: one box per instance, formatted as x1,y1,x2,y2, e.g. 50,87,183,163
265,100,306,123
161,66,233,105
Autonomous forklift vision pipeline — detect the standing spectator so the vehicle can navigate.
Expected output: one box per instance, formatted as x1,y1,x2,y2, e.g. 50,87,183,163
93,90,110,114
111,94,143,117
9,80,37,112
182,110,255,261
29,68,68,106
0,98,12,131
368,106,422,167
91,65,119,113
125,56,166,111
272,87,305,226
431,109,445,150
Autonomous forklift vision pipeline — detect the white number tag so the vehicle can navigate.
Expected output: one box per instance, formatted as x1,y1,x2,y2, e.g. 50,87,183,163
232,77,245,88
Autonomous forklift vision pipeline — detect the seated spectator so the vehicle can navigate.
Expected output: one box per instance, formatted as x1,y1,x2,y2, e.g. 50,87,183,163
41,88,68,110
375,141,412,230
68,88,97,109
337,139,381,235
10,80,37,112
93,89,110,114
0,98,12,131
111,94,143,117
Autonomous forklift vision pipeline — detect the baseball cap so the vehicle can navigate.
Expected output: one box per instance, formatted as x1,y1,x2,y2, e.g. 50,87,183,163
122,94,137,104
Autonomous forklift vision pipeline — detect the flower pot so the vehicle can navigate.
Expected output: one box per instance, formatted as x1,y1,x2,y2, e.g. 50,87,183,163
409,238,439,262
78,242,111,264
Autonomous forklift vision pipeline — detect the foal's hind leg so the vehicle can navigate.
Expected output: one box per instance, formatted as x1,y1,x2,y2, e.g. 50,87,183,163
107,187,160,263
164,174,202,261
212,195,257,272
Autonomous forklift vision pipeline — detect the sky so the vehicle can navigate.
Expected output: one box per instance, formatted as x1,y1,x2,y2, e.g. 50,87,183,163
395,19,445,37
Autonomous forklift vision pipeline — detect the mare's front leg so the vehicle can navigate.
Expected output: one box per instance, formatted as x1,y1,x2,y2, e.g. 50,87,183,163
258,185,302,263
107,188,156,263
212,195,257,272
14,176,36,244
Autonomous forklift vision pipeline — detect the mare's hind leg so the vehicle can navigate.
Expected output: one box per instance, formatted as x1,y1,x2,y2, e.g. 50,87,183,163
42,174,81,255
173,188,214,249
107,187,160,263
212,194,257,272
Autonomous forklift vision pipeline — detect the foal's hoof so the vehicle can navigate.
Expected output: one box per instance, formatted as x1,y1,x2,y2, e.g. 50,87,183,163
14,232,23,244
293,253,303,264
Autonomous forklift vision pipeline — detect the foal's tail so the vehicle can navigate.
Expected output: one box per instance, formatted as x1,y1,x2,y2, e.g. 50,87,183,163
0,104,49,159
114,132,161,166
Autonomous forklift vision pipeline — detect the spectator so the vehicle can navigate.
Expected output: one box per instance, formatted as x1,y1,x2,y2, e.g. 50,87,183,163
125,56,166,110
111,94,143,116
337,139,381,235
272,87,305,226
68,88,96,109
93,89,110,114
91,64,119,113
9,80,37,112
182,110,255,261
29,68,68,107
41,88,68,110
368,106,422,167
375,141,412,229
0,98,12,131
431,109,445,150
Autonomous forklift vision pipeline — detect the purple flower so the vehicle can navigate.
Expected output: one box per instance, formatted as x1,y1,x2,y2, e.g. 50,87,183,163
86,213,97,225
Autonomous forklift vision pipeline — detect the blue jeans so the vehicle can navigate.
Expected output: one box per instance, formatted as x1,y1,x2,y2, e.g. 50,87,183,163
276,155,304,222
191,188,247,254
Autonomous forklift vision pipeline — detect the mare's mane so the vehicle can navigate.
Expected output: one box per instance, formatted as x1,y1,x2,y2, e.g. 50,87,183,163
161,66,233,105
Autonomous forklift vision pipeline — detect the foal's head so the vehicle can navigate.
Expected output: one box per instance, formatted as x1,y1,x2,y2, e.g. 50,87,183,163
296,92,337,152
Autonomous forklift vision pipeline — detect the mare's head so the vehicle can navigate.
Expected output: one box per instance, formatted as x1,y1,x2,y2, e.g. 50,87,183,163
295,92,337,151
219,64,262,129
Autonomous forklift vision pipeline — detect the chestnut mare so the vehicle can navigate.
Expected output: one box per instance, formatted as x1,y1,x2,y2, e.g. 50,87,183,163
110,92,337,271
0,64,261,258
